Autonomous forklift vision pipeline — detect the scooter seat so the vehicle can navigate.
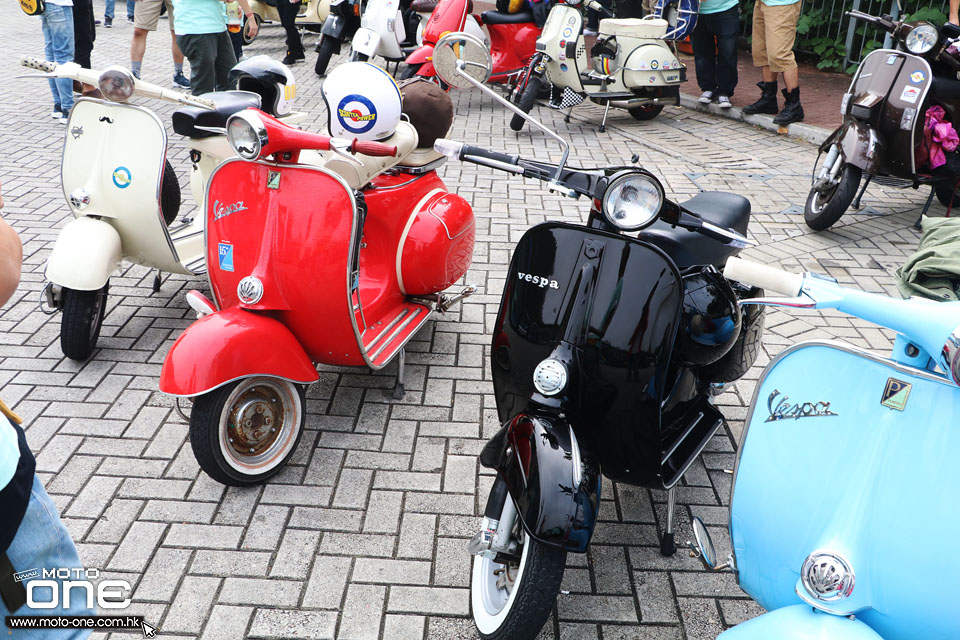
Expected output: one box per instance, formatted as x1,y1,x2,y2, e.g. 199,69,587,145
481,10,534,25
932,76,960,100
599,17,667,39
323,120,420,189
637,191,751,269
171,91,262,139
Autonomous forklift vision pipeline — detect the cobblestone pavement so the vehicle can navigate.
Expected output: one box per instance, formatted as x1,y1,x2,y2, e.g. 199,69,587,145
1,4,937,639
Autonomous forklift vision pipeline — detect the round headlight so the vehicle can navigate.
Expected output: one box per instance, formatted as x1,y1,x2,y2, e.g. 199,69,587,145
98,66,135,102
227,111,268,160
905,23,939,55
602,171,663,230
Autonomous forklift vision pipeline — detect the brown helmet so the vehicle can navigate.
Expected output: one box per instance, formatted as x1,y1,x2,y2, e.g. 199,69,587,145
399,78,454,149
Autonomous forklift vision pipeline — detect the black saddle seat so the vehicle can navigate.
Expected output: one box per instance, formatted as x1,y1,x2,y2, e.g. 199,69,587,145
931,75,960,101
481,10,534,24
172,90,262,139
638,191,751,269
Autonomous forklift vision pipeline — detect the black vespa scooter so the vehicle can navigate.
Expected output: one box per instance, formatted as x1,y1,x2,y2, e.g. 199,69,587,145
805,11,960,230
314,0,364,75
430,33,765,640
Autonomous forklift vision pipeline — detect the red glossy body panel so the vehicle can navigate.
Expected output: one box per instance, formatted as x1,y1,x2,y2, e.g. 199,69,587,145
405,45,433,66
159,308,319,396
399,190,474,295
487,22,540,82
421,0,468,43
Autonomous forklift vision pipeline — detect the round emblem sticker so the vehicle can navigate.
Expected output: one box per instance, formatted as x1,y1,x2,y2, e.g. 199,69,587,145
910,70,925,84
651,60,659,70
112,166,132,189
562,27,572,38
336,94,378,135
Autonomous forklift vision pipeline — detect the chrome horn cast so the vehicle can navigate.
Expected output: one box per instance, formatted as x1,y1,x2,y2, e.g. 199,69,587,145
237,276,264,304
800,551,855,603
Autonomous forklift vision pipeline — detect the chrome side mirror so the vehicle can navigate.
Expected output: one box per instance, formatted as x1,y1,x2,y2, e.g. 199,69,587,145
687,516,730,571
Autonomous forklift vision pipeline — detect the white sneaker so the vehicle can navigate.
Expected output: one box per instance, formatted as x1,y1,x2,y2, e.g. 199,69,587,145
583,27,598,36
58,115,69,124
51,108,62,119
717,95,732,108
698,91,714,104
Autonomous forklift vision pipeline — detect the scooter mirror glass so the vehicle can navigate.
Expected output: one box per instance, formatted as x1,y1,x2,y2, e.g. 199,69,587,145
433,32,492,89
691,516,718,569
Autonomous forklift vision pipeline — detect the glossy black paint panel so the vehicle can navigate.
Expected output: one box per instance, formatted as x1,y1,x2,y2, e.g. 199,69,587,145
480,414,601,552
491,222,684,486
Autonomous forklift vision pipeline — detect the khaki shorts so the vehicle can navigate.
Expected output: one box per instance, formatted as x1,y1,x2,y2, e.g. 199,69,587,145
751,0,802,72
134,0,175,31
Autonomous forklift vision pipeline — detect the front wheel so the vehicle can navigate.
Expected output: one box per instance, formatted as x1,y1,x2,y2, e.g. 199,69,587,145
470,514,565,639
315,36,339,76
510,75,542,132
349,50,369,62
804,163,862,231
60,282,109,361
628,103,664,121
189,377,306,486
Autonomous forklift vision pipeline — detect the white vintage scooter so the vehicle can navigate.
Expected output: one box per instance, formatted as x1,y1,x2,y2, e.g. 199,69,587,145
350,0,420,66
244,0,330,45
510,0,685,132
19,57,271,361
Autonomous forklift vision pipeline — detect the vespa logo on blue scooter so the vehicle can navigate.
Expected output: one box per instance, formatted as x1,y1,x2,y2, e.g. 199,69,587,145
518,272,560,289
765,389,838,423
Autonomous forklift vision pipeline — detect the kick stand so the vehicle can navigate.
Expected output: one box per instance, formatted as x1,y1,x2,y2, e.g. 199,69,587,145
564,105,573,124
660,485,677,556
152,270,162,294
915,186,936,231
599,101,611,133
850,174,873,210
392,348,406,399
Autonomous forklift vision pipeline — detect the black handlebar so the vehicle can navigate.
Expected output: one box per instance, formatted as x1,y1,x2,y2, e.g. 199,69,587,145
458,144,520,167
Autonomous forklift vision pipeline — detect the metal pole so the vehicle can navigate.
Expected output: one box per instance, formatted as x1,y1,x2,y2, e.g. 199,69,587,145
844,0,863,69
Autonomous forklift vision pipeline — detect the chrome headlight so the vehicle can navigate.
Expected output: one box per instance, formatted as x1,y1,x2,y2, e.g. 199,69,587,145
602,171,663,231
98,66,136,102
905,23,939,55
227,111,268,161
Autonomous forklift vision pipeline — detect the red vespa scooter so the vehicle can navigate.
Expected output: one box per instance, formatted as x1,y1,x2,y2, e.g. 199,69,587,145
403,0,540,84
159,105,476,486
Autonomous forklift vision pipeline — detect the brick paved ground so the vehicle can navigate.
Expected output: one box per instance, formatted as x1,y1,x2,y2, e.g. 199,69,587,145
0,3,940,639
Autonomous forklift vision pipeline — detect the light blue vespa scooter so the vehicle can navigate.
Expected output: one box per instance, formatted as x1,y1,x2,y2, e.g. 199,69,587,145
689,256,960,640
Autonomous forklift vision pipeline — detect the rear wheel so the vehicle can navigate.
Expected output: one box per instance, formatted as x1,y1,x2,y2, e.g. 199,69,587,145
510,75,542,132
60,282,109,361
160,158,181,226
398,63,423,80
470,497,565,639
935,181,960,207
189,377,306,486
628,103,664,121
315,36,339,76
804,163,862,231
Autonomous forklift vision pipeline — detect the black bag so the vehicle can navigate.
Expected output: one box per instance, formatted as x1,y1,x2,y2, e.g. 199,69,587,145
19,0,44,15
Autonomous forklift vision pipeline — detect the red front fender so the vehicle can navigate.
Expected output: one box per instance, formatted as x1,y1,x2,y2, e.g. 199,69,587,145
405,45,435,68
160,308,319,397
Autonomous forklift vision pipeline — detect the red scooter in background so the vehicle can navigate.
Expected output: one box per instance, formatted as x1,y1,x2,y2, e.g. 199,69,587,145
402,0,540,84
159,102,476,486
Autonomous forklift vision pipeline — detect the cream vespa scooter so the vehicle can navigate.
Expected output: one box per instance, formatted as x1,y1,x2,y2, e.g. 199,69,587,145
510,0,685,132
20,56,282,361
243,0,329,45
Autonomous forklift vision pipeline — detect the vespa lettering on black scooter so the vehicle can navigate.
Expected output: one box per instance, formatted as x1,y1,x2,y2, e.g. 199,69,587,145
517,271,560,289
764,389,838,422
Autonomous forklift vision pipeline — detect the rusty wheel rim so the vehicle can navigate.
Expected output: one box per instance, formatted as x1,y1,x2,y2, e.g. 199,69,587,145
218,377,301,476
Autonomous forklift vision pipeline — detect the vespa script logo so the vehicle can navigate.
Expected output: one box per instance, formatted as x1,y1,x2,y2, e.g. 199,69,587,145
213,199,248,222
765,389,838,423
517,272,560,290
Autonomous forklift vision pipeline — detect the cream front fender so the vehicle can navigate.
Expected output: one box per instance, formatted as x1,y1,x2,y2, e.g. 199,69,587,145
45,217,122,291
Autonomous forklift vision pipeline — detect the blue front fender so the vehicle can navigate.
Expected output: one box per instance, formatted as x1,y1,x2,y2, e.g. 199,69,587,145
720,605,883,640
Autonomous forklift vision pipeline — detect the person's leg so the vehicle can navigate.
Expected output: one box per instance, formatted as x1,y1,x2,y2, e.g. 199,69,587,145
742,1,778,114
230,29,244,61
214,30,240,91
714,6,739,97
127,0,136,21
690,15,717,97
278,0,304,59
132,0,161,75
72,0,96,69
42,5,76,115
40,11,60,111
178,33,217,95
766,1,802,124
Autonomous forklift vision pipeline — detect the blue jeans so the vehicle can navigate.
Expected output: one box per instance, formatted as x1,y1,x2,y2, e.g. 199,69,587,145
105,0,115,18
1,477,93,638
691,5,740,96
40,4,75,112
127,0,135,19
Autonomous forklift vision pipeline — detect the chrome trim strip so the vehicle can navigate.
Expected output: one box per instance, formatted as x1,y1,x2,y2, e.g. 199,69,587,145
661,411,703,466
163,370,320,398
363,307,410,351
369,307,423,361
662,412,721,490
395,187,444,296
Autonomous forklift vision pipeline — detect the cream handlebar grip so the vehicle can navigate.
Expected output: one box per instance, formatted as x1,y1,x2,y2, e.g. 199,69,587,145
21,56,56,72
723,257,804,297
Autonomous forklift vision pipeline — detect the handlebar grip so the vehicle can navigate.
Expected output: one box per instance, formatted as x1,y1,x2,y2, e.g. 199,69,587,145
351,139,398,157
723,257,804,297
460,144,520,166
21,56,56,72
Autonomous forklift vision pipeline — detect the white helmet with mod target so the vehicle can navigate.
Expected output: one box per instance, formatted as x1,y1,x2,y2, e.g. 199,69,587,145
321,62,402,142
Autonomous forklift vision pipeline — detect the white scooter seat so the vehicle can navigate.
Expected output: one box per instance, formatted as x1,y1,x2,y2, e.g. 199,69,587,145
323,120,420,189
599,17,668,39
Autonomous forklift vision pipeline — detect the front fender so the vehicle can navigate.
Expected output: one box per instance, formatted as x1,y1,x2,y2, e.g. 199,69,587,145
322,14,345,37
405,44,434,67
719,605,882,640
480,413,601,552
352,27,380,56
46,217,122,291
160,307,319,397
821,121,880,174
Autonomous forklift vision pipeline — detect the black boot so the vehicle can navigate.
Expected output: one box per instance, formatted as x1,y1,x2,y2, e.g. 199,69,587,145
742,81,778,115
773,87,804,125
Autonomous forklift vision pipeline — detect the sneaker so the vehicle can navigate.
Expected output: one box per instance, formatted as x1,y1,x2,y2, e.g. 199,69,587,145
51,104,62,119
94,19,101,25
173,72,191,89
58,114,69,124
583,27,599,36
127,15,135,22
104,16,112,27
132,69,141,79
282,51,306,65
717,94,732,109
698,90,714,104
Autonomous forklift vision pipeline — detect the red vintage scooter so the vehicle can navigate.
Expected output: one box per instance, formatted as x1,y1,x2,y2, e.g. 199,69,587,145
402,0,540,84
159,108,476,486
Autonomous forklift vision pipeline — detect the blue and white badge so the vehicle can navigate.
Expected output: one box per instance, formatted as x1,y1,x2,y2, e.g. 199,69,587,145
112,166,132,189
337,94,378,135
910,70,925,84
218,242,234,272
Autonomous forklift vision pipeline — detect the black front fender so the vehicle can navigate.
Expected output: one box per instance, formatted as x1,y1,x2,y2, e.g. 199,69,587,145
322,15,345,37
480,414,601,553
